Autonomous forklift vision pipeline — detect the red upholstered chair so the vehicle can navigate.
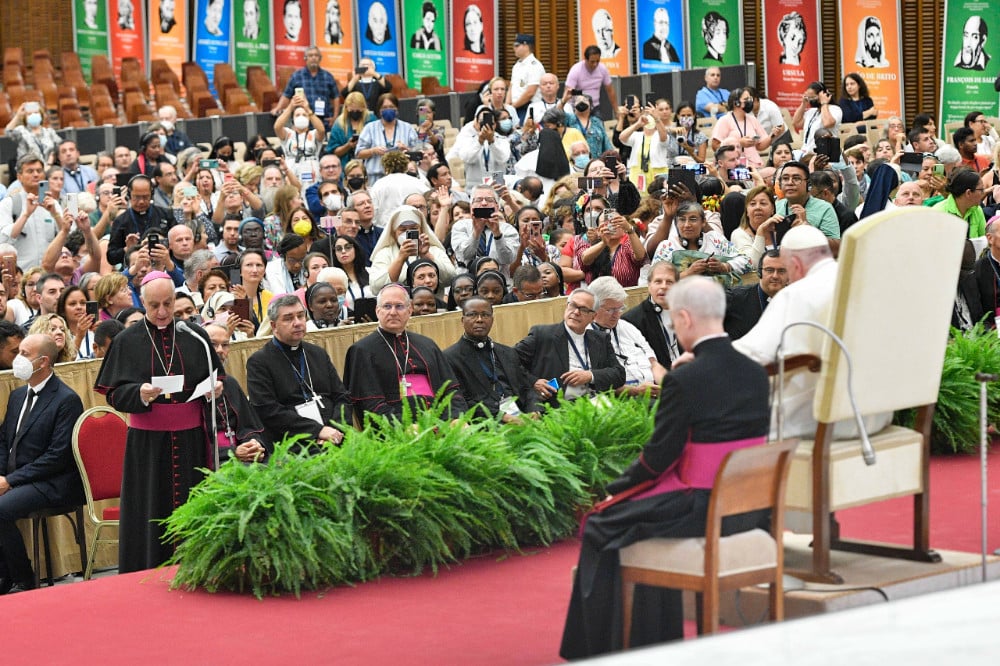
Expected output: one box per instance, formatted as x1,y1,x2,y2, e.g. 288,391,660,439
72,407,128,580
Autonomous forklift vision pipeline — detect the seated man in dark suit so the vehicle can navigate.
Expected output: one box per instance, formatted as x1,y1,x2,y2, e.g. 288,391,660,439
444,296,539,422
724,250,789,340
515,287,625,406
622,261,681,368
974,219,1000,327
0,334,85,594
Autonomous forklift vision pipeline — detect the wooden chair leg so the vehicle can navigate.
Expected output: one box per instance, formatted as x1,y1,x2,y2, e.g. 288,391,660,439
770,579,784,622
621,576,635,649
702,584,719,634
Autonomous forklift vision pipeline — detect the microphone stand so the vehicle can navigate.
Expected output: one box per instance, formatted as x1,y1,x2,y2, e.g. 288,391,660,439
775,321,875,466
976,372,997,582
176,320,220,471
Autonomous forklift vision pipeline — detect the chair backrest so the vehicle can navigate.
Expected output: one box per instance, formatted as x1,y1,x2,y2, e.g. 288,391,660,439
72,407,128,505
815,208,966,423
706,440,799,533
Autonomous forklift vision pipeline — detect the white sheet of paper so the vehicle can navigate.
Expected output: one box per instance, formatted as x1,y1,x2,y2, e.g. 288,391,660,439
186,370,218,402
151,374,184,394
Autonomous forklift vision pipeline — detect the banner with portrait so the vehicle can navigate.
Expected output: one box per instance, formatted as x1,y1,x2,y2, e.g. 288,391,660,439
148,0,188,88
273,0,312,70
762,0,822,112
72,0,110,81
579,0,631,76
107,0,146,79
234,0,273,84
193,0,233,96
837,0,903,122
402,0,449,88
450,0,496,93
313,0,356,86
634,0,684,74
939,0,1000,128
357,0,402,74
685,0,741,68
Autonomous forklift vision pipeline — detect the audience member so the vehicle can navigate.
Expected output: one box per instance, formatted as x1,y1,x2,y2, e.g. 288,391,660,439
623,261,680,368
724,250,789,339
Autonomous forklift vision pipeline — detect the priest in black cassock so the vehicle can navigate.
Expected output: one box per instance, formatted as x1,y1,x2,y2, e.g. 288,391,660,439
246,295,352,449
444,296,539,422
344,284,467,422
559,277,770,660
622,260,682,368
205,323,267,464
94,272,223,573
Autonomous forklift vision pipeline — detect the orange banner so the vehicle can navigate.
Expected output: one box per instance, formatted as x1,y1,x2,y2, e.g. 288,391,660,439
148,0,188,89
107,0,146,79
313,0,357,87
838,0,903,121
578,0,631,76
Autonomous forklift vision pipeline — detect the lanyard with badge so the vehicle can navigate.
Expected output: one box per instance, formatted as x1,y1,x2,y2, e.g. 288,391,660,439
274,339,324,424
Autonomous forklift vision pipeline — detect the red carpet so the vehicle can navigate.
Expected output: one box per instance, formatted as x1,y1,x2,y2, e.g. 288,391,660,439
3,450,999,665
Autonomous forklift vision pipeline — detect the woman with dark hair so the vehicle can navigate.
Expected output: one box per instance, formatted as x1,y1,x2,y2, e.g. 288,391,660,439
243,134,270,163
266,233,309,294
330,233,372,306
285,205,327,250
510,205,559,273
446,272,476,310
472,256,500,276
710,87,782,168
129,132,165,176
538,261,565,298
838,72,878,124
411,286,440,316
58,285,97,360
674,101,709,163
730,186,780,265
463,4,485,53
305,281,341,330
575,195,646,287
475,269,508,305
583,157,641,216
114,306,146,327
651,201,750,279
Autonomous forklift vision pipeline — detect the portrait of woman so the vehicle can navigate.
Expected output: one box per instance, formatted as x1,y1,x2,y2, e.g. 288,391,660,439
463,4,485,54
777,11,806,66
855,16,889,68
410,1,442,50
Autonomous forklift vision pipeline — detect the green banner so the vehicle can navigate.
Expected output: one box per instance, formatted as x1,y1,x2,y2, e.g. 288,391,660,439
685,0,742,68
402,0,449,89
73,0,110,81
939,1,1000,128
233,0,273,85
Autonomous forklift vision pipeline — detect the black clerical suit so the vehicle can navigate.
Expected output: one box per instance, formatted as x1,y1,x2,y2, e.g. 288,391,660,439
0,375,84,587
210,376,268,465
514,323,625,406
560,336,770,659
974,253,999,328
724,284,769,340
622,298,681,368
106,204,175,266
642,36,680,62
246,339,352,449
344,329,468,421
444,336,539,419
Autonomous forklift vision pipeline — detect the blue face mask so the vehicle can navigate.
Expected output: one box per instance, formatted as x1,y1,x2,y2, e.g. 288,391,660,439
338,294,346,308
574,155,590,169
380,108,397,122
498,119,514,133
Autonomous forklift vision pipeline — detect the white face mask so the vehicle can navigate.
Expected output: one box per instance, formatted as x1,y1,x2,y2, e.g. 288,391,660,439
293,115,310,131
12,354,39,381
26,112,42,128
323,194,343,210
160,120,174,132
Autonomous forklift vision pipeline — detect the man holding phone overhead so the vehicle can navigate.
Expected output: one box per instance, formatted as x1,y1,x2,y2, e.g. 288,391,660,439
450,184,519,276
105,175,175,268
0,154,60,273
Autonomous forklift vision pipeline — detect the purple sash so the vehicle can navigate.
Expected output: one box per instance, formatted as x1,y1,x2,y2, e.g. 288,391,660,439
631,436,767,501
129,402,203,431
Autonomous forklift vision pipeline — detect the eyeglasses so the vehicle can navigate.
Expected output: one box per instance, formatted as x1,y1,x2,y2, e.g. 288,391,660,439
462,311,493,320
601,305,627,314
471,196,495,204
566,302,596,316
779,175,805,184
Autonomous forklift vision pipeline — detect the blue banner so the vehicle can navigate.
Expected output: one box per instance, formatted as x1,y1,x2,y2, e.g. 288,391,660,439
193,0,233,96
635,0,686,73
357,0,402,74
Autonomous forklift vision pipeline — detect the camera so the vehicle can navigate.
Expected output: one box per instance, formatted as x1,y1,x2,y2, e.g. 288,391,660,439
147,233,161,249
405,230,419,241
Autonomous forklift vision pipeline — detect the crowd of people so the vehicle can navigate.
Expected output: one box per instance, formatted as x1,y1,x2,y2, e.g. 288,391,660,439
0,39,997,653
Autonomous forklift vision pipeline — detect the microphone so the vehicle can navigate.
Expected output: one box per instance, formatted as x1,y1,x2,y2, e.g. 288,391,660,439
775,321,875,466
176,320,220,470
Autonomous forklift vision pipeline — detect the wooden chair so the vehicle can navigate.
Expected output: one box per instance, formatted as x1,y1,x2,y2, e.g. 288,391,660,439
777,208,966,583
619,440,800,644
71,407,127,580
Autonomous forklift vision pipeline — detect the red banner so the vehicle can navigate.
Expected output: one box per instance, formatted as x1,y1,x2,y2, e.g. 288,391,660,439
450,0,496,92
762,0,823,112
148,0,188,88
108,0,147,79
273,0,313,70
314,0,356,86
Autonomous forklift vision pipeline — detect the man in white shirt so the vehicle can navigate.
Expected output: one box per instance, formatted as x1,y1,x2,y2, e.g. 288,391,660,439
450,184,519,276
368,150,427,229
589,276,665,397
508,33,545,124
527,73,564,125
446,107,511,195
790,82,842,156
0,154,59,273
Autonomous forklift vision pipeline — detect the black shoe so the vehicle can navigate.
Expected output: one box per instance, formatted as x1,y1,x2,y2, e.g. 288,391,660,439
6,580,36,594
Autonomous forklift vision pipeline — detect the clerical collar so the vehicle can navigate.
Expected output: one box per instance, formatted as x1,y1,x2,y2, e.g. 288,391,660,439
463,334,490,349
144,318,174,333
691,332,729,352
273,337,301,353
378,327,406,339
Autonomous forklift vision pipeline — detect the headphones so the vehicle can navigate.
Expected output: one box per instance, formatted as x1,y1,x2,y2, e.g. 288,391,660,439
674,219,704,249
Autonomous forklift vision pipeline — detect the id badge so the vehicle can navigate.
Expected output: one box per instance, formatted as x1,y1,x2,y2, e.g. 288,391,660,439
499,396,521,417
295,398,323,424
314,98,326,116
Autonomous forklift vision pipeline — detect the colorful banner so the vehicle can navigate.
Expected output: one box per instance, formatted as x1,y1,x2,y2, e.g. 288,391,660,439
402,0,449,88
449,0,496,92
580,0,631,76
193,0,233,96
762,0,823,112
107,0,146,79
72,0,111,81
314,0,357,86
635,0,684,74
234,0,273,84
686,0,742,68
148,0,188,89
838,1,904,121
357,0,402,74
273,0,313,70
939,0,1000,129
